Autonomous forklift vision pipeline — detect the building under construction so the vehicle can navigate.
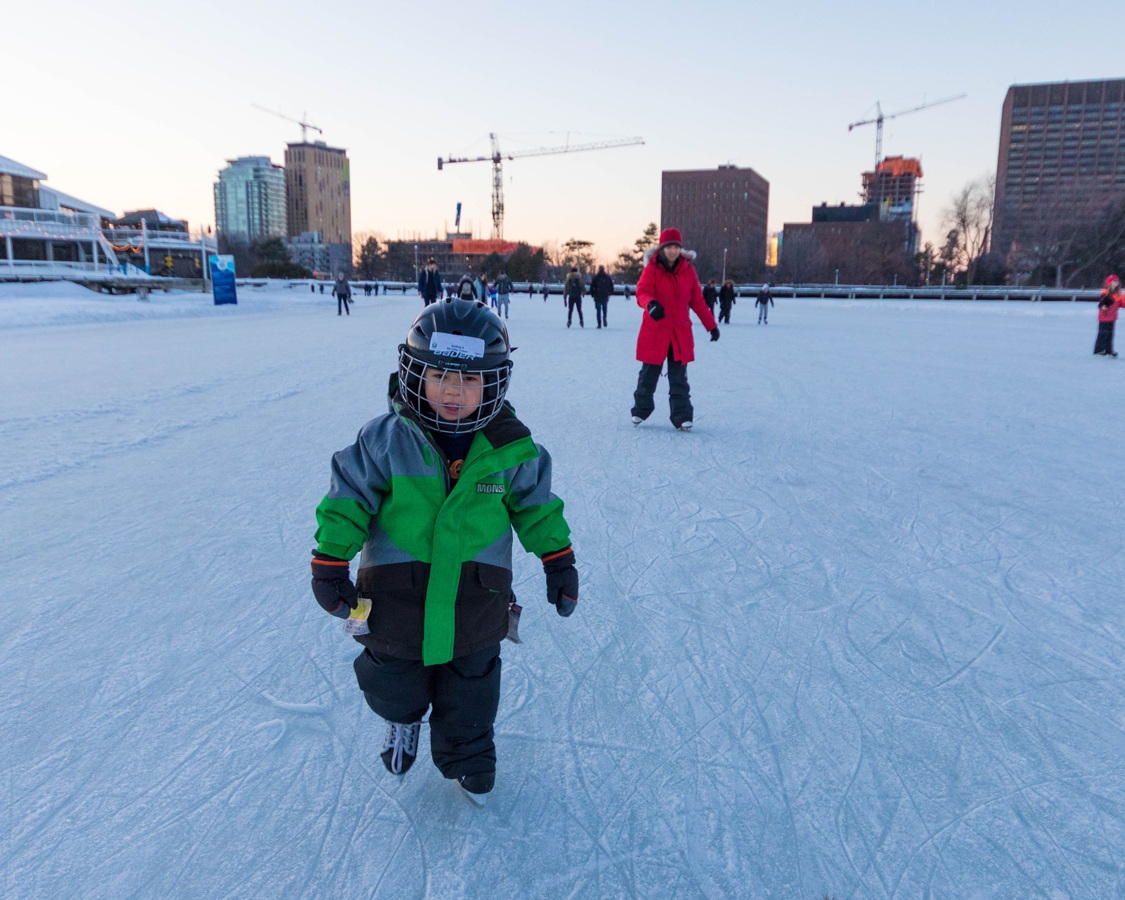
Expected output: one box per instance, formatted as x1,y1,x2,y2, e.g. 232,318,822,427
862,156,923,225
780,157,922,284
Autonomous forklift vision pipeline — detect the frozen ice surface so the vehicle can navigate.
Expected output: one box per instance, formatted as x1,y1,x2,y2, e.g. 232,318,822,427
1,282,1122,898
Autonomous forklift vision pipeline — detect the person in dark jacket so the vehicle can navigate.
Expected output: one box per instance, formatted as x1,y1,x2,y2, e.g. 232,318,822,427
631,228,719,431
588,265,614,328
564,266,584,327
756,283,774,324
494,271,514,318
417,258,443,306
702,279,718,317
717,280,736,324
332,273,351,316
311,299,578,803
457,273,477,301
1094,274,1125,356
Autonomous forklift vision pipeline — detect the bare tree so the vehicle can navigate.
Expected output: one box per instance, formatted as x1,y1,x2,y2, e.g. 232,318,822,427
778,229,827,285
941,174,995,284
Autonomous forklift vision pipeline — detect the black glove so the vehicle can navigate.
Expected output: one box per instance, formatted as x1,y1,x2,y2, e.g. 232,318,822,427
311,552,358,619
542,548,578,617
646,301,665,321
710,327,720,342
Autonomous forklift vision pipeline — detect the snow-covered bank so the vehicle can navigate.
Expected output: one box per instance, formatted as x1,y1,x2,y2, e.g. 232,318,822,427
1,286,1121,898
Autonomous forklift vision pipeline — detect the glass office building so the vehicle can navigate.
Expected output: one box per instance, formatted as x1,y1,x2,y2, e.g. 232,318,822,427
213,157,287,244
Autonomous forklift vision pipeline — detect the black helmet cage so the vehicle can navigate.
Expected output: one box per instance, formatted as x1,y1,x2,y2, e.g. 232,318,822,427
397,298,513,434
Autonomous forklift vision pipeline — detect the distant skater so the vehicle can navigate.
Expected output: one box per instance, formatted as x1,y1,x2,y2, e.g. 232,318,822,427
756,283,774,324
702,279,718,318
718,280,736,324
333,273,351,316
589,265,614,328
494,271,514,319
1094,274,1125,357
564,267,584,328
417,257,443,306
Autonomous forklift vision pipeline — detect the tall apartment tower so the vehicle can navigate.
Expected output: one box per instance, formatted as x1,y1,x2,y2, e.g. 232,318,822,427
284,141,352,245
213,156,287,244
661,165,769,280
993,78,1125,257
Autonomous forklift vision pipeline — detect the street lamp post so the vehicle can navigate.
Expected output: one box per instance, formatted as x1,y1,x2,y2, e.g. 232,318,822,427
722,248,728,283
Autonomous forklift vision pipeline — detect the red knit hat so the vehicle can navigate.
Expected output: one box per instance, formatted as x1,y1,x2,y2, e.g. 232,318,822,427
1107,274,1121,289
658,227,683,248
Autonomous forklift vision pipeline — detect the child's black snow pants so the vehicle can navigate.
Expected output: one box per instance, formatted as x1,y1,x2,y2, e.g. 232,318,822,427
1094,320,1115,355
354,644,500,778
631,347,693,427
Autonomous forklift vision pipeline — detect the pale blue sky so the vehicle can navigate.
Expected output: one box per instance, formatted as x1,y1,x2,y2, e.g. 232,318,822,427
8,0,1123,261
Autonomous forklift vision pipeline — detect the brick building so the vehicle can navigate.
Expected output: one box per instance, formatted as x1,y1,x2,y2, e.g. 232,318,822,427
660,165,769,280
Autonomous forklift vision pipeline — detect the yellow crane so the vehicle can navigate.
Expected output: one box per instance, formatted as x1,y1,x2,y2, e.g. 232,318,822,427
848,94,966,168
438,133,644,240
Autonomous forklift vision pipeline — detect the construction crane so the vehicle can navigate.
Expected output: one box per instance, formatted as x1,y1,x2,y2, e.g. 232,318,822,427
848,94,966,169
251,104,323,143
438,133,644,240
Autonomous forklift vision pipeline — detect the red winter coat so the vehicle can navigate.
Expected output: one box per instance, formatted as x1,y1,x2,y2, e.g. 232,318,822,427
634,251,718,365
1098,289,1125,322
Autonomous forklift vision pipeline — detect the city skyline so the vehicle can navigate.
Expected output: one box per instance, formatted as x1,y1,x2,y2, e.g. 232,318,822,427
7,0,1122,267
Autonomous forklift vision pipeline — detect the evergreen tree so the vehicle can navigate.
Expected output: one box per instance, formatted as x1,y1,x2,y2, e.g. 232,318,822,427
356,236,385,279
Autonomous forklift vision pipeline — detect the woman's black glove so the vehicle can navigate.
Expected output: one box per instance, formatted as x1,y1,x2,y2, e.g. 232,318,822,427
710,328,721,342
311,552,358,619
646,301,665,321
542,548,579,617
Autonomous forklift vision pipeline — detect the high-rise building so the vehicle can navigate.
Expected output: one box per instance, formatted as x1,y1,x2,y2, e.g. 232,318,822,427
993,78,1125,259
213,156,287,244
284,141,351,245
661,165,769,280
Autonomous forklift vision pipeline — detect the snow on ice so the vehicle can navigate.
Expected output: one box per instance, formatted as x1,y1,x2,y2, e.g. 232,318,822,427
0,282,1122,898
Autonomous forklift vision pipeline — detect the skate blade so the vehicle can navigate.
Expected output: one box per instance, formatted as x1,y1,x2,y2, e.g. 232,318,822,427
455,781,489,807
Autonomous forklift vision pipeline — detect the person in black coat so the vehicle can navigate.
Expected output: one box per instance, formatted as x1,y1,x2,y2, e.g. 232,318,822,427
718,280,736,324
588,266,614,328
702,279,718,317
417,258,443,306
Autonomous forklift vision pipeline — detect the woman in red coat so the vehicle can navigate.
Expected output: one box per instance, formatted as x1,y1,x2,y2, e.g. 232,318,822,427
630,228,720,431
1094,274,1125,357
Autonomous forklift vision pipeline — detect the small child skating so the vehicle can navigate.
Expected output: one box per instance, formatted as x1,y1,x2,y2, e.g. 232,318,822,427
1094,274,1124,357
310,299,578,804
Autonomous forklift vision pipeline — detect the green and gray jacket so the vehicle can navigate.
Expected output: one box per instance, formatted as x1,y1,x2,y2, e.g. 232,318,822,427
314,380,571,665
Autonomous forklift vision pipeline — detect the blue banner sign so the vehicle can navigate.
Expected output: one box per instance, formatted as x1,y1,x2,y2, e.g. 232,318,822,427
210,255,238,305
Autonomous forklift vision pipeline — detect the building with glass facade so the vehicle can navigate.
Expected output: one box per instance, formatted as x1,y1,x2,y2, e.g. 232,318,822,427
213,156,287,244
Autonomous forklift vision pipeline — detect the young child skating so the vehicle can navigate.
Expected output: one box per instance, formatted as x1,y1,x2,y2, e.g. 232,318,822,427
310,298,578,805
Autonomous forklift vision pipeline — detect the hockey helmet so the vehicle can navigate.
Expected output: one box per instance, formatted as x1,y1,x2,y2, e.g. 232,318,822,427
398,298,512,434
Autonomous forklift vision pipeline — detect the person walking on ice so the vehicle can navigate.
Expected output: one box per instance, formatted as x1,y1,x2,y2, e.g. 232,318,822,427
630,227,720,432
309,298,579,805
332,272,351,316
494,270,514,319
564,266,585,327
1095,274,1125,356
756,282,774,324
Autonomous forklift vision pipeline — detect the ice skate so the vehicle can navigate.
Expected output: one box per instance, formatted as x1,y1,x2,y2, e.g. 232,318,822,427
631,415,643,427
380,720,420,775
453,771,494,807
675,421,693,432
